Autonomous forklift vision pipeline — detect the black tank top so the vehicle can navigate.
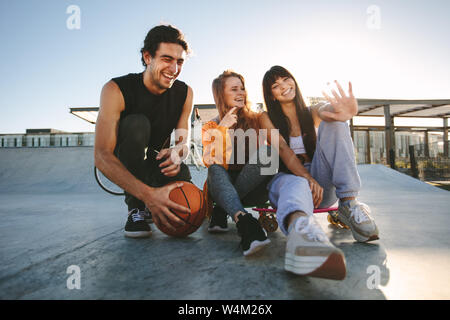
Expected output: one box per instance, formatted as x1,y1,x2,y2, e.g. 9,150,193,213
112,72,188,151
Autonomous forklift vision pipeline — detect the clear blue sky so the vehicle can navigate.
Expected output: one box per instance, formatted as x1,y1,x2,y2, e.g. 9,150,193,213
1,0,449,133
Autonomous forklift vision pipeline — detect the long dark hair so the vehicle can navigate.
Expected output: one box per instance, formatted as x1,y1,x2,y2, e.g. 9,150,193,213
262,66,316,160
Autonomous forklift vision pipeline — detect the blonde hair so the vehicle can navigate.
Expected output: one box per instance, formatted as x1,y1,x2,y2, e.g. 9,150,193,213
212,70,259,131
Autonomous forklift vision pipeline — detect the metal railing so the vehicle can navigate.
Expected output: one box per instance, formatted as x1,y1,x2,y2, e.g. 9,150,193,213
394,141,449,181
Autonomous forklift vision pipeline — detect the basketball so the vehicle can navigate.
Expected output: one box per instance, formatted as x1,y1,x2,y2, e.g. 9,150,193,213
157,181,206,237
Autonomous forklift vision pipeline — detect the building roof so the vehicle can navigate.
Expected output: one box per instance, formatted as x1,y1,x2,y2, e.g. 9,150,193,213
70,98,450,125
70,107,99,124
356,99,450,118
25,129,67,134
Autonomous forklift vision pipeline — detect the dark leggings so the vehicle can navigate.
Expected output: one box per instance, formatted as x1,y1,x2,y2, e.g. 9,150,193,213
116,114,191,211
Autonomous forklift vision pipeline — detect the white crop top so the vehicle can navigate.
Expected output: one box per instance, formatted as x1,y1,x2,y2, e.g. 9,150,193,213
289,128,318,155
289,136,306,155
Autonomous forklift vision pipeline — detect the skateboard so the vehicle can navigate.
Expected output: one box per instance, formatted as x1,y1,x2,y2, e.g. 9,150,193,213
253,207,350,232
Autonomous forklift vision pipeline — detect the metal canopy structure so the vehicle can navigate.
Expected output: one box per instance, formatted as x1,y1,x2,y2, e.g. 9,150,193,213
70,100,450,123
356,99,450,118
70,98,450,166
70,104,265,126
70,105,217,125
349,99,450,166
69,107,99,124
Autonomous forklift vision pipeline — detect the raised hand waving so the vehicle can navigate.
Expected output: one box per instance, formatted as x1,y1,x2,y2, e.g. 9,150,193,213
320,80,358,122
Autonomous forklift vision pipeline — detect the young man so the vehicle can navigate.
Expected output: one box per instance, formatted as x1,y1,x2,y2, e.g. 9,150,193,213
95,25,194,238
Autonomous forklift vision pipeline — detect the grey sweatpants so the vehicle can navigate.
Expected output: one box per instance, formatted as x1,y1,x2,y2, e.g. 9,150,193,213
267,120,361,235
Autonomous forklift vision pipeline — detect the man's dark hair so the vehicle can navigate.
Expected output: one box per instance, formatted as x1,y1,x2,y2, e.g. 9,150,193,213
140,25,189,66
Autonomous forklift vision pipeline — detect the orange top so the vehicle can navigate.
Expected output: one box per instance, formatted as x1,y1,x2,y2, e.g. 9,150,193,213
201,121,233,170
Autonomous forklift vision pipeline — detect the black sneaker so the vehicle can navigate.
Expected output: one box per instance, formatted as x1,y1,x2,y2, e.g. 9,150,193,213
236,213,271,256
208,206,229,233
143,207,153,224
124,208,152,238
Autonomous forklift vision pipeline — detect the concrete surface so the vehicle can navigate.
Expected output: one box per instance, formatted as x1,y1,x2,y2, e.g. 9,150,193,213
0,147,449,300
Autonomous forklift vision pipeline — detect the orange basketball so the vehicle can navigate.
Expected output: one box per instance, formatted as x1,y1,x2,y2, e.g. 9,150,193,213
157,181,206,237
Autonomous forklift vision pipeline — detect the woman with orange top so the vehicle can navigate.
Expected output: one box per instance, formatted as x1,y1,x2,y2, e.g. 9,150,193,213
202,70,272,256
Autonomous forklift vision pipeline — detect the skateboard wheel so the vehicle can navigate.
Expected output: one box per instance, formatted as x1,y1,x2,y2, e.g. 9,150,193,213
258,212,278,232
327,211,350,229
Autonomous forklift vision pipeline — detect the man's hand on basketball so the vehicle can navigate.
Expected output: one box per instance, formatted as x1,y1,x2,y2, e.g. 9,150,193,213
144,182,190,231
156,148,181,177
320,80,358,122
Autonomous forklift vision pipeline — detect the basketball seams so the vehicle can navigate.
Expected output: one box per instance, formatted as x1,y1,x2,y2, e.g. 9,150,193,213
169,210,197,227
178,186,192,221
192,188,205,227
159,182,205,237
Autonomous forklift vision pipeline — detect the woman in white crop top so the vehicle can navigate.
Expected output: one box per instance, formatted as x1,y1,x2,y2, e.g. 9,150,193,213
258,65,379,280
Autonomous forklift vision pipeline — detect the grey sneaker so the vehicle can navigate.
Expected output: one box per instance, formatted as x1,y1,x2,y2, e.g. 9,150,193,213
285,215,346,280
337,200,379,242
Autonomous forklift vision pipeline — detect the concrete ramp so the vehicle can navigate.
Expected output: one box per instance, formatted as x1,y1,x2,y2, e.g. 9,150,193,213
0,148,449,300
0,147,98,194
0,147,206,194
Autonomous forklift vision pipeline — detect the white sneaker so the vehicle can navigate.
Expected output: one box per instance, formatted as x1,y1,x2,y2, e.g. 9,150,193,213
285,215,346,280
337,200,379,242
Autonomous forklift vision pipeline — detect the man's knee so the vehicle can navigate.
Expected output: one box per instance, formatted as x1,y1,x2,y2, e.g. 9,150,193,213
151,162,192,188
119,114,151,146
177,162,192,182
